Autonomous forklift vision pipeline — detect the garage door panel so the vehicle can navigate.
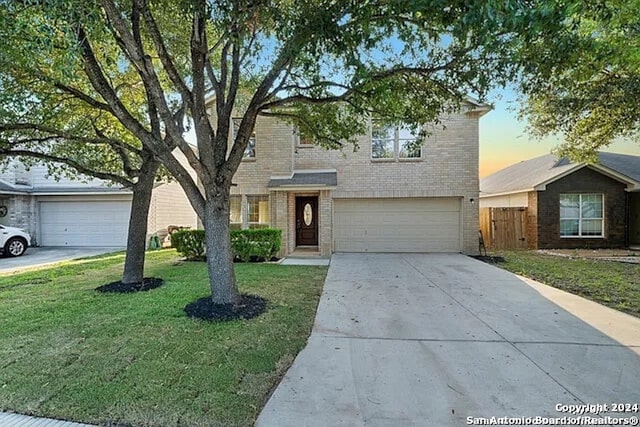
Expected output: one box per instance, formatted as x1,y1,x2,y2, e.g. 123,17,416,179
333,198,461,252
40,201,131,247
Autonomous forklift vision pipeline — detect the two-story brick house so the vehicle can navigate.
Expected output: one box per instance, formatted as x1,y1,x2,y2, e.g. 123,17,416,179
214,100,490,257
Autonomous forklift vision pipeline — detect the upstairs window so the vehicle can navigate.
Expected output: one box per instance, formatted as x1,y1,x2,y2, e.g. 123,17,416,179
232,118,256,159
560,194,604,237
371,121,422,160
371,123,395,159
295,128,314,147
398,125,422,159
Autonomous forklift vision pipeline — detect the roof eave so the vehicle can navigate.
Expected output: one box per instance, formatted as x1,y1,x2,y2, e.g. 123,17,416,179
532,164,586,191
0,190,30,195
533,163,639,191
269,185,337,192
589,164,640,188
479,189,533,198
464,97,492,117
31,189,133,196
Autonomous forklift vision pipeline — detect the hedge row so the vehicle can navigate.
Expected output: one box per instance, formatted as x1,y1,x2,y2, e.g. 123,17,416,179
170,229,206,260
171,228,282,262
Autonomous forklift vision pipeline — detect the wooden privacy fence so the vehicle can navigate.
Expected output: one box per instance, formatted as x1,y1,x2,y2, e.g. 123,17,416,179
479,207,528,250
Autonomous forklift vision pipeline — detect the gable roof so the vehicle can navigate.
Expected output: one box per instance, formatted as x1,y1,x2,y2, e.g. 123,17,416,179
480,152,640,196
598,152,640,183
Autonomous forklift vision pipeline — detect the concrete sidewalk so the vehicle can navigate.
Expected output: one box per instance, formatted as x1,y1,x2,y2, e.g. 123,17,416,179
0,412,95,426
257,253,640,426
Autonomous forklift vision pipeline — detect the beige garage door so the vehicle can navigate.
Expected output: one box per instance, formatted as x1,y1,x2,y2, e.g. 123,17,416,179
333,198,461,252
39,200,131,247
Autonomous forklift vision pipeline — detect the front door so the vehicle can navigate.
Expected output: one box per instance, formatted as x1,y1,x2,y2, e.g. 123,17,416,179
296,197,318,246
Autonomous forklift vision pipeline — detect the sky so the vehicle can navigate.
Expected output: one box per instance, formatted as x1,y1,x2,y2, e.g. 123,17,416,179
479,87,640,178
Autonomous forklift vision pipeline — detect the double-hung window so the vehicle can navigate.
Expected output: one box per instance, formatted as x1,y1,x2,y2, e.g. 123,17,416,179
229,195,270,229
559,194,604,237
247,195,270,229
232,118,256,159
229,195,242,230
371,121,422,160
371,123,395,159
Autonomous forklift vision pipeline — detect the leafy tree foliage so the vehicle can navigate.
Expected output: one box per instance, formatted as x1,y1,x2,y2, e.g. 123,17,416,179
0,35,166,285
0,0,572,305
518,1,640,161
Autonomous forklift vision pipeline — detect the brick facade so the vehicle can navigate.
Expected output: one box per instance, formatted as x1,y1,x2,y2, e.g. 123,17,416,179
0,195,36,243
224,109,483,256
630,193,640,246
536,167,627,249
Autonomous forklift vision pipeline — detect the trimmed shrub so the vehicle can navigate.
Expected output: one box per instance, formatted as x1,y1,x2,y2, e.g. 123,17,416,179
231,228,282,262
172,228,282,262
171,229,206,261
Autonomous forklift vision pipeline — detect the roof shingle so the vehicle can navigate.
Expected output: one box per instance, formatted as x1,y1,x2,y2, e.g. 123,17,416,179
480,152,640,195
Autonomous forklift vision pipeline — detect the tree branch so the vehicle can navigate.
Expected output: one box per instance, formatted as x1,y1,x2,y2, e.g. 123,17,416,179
259,111,344,148
189,0,215,182
0,123,142,155
138,0,193,107
0,148,134,188
100,0,194,158
224,35,303,175
52,82,112,112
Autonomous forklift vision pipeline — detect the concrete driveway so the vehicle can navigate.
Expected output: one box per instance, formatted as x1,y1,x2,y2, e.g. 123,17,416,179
0,247,124,274
257,253,640,426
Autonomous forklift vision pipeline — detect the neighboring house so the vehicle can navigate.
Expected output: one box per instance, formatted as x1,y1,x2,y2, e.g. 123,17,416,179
480,152,640,249
210,100,490,257
0,160,197,247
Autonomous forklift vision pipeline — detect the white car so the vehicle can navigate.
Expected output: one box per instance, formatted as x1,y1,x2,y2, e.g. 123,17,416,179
0,225,31,257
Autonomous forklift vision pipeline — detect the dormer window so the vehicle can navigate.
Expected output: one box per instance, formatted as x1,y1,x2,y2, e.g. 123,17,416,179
232,118,256,159
371,120,423,160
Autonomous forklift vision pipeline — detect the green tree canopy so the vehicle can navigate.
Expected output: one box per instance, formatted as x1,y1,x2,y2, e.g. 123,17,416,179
0,25,170,285
0,0,575,305
517,1,640,161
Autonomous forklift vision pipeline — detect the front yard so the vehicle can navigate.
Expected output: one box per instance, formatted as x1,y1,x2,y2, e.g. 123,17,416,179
0,250,327,426
492,251,640,318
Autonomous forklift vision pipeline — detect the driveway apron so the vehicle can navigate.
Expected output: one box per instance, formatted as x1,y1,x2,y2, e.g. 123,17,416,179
0,247,123,274
257,253,640,426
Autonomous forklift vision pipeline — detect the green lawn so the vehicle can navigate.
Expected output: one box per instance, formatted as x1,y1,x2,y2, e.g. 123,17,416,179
0,250,327,426
493,251,640,318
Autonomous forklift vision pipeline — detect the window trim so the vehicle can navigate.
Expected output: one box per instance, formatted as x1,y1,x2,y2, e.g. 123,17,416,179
370,120,423,161
246,195,270,229
232,117,257,160
294,128,315,148
559,193,605,238
229,195,242,229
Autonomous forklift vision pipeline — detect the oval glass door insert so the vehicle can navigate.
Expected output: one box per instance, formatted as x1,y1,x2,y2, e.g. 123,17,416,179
303,203,313,226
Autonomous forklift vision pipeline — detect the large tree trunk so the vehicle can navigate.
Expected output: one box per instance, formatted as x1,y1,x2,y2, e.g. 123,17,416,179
121,159,160,284
203,186,240,305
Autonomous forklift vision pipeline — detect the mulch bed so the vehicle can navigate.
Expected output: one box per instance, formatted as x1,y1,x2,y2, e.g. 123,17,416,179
184,294,267,321
233,256,280,263
95,277,164,293
471,255,505,264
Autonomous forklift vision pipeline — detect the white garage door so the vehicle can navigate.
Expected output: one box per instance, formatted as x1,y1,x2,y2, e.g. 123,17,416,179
334,198,461,252
39,200,131,246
